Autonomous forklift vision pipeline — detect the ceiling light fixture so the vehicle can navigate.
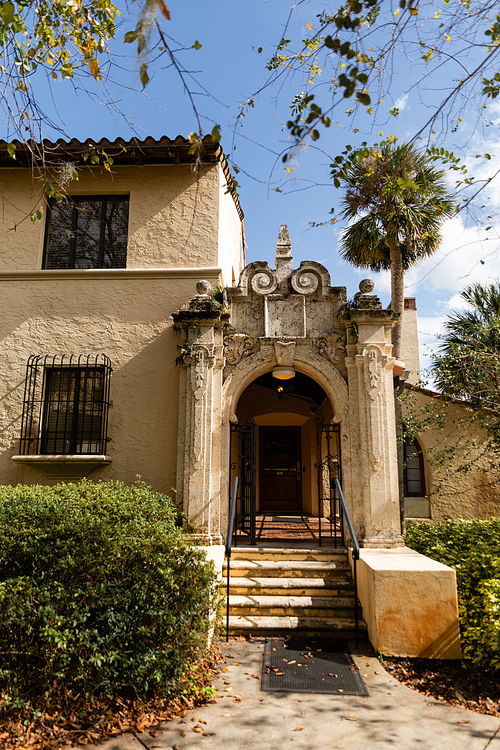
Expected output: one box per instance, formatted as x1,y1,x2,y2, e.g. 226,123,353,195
272,366,295,380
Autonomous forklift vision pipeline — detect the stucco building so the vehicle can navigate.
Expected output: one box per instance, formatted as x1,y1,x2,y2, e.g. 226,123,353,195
0,136,469,658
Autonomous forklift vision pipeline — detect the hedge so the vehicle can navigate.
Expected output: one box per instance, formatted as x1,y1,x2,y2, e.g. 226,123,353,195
0,479,219,707
405,518,500,673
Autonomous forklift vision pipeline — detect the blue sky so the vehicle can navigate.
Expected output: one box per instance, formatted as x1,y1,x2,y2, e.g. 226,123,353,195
3,0,500,378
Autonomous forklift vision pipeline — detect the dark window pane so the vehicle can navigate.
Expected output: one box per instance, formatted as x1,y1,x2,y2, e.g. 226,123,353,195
103,198,129,268
404,438,425,497
44,201,74,269
45,196,129,269
74,200,103,269
41,367,104,454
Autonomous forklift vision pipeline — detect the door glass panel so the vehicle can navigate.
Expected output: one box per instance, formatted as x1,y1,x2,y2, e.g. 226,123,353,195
263,431,297,471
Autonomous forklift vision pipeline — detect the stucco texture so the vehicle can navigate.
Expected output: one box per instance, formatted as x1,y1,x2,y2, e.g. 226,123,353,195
404,389,500,521
0,274,219,492
0,163,243,277
355,548,461,659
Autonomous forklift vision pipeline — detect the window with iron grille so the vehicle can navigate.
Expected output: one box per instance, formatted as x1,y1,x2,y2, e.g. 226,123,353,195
43,195,129,269
19,355,112,456
403,437,426,497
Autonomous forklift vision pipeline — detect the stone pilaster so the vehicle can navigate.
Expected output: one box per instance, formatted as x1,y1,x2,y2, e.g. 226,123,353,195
173,281,228,544
342,281,404,548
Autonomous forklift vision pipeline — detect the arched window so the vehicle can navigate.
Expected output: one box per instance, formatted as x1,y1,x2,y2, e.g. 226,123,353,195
404,438,426,497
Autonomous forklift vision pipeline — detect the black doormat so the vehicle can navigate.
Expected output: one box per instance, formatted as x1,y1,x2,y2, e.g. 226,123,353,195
272,516,306,523
261,637,369,696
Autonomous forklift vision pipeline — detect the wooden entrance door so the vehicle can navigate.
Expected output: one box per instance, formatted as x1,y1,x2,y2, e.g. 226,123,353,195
259,426,302,512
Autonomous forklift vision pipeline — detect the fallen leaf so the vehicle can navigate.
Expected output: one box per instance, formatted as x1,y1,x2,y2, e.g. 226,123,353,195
203,732,214,736
338,689,344,693
388,692,393,695
288,660,297,665
458,720,469,724
199,720,207,725
374,671,380,675
221,713,231,717
221,668,231,673
231,663,240,666
276,671,285,676
180,730,186,737
345,717,357,721
149,731,163,737
173,745,180,750
294,727,303,731
152,745,162,747
224,687,233,692
192,727,203,733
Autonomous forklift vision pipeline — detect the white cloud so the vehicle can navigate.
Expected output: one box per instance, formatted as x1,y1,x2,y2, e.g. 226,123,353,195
395,93,409,112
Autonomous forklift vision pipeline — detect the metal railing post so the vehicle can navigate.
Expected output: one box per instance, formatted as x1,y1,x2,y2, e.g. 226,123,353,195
225,477,239,643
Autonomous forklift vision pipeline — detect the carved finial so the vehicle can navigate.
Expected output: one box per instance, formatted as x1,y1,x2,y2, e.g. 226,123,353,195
196,279,212,296
276,224,292,257
359,278,375,294
354,278,381,309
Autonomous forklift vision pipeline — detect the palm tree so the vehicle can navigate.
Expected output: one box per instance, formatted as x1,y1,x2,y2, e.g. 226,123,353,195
432,281,500,413
339,141,456,360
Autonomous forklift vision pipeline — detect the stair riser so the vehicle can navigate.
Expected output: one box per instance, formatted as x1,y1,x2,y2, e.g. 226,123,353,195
229,607,357,618
230,550,348,562
228,586,353,597
225,567,351,579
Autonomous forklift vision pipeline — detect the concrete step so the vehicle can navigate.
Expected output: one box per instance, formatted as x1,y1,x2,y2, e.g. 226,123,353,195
227,614,366,637
229,546,347,562
228,594,356,618
223,559,351,578
226,577,354,596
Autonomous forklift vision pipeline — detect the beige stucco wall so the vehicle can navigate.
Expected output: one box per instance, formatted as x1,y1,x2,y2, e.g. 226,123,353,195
0,271,220,492
354,547,461,658
403,389,500,520
217,166,244,286
400,305,420,385
0,163,243,283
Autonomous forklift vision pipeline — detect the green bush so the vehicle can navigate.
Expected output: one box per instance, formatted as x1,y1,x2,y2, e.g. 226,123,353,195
0,479,219,706
405,518,500,673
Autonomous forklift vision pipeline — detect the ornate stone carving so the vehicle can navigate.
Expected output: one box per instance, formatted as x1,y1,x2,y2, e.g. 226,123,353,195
192,345,214,401
362,345,384,469
274,340,296,366
236,261,278,297
251,268,278,295
224,334,255,365
290,261,331,296
316,335,346,365
354,278,382,309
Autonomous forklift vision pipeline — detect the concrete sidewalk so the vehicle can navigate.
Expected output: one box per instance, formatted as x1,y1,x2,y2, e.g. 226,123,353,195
102,639,500,750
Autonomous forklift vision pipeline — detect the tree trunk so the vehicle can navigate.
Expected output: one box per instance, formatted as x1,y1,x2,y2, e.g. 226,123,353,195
389,241,404,361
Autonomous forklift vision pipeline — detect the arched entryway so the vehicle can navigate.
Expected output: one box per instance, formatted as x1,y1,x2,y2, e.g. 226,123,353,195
223,353,347,545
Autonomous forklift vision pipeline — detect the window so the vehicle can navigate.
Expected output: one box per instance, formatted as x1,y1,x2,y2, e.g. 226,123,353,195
19,355,112,456
404,437,426,497
43,196,129,269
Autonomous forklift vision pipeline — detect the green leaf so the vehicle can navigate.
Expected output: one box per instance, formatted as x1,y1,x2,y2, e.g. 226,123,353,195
311,129,320,140
192,40,202,50
211,125,221,143
6,143,16,159
0,1,15,24
140,63,149,88
356,92,371,106
124,30,137,44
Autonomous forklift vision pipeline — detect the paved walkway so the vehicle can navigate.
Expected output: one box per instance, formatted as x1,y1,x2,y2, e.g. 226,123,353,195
101,638,500,750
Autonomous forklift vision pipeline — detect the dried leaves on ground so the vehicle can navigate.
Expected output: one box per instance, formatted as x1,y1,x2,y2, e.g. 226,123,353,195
383,658,500,717
0,650,223,750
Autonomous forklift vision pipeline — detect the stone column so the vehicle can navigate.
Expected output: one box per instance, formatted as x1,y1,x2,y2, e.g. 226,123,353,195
173,281,227,544
343,280,404,548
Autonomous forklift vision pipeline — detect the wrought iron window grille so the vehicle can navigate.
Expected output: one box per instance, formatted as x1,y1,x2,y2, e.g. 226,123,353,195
19,354,112,456
43,195,129,269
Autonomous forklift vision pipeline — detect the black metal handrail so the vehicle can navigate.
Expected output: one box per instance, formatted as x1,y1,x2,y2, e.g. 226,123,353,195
334,478,360,646
225,476,239,642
